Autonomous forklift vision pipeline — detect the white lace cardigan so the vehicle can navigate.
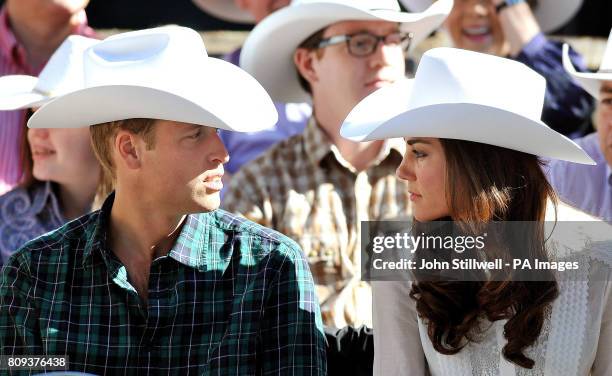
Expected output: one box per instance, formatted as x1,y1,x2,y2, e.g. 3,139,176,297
373,205,612,376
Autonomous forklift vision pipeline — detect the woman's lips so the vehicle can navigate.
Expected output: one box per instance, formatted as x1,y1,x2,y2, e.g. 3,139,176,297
31,146,56,160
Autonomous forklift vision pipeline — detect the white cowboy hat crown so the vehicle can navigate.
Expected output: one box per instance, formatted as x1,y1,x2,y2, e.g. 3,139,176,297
341,47,594,165
0,35,99,111
400,0,583,33
563,28,612,99
28,25,277,132
191,0,254,24
240,0,453,103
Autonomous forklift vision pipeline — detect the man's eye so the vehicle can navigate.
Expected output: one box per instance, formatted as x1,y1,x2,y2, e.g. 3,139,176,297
190,129,202,139
601,98,612,106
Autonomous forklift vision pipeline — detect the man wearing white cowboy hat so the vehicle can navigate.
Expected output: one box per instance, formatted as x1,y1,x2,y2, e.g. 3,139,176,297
193,0,312,184
0,26,326,374
0,0,96,196
400,0,594,138
545,29,612,222
223,0,451,371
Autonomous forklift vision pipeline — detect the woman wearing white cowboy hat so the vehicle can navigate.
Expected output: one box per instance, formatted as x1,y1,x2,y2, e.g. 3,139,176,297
0,0,95,197
0,35,112,266
400,0,593,138
545,28,612,222
341,47,611,375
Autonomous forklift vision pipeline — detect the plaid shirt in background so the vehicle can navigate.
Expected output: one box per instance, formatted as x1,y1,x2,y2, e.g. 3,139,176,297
0,193,326,375
223,118,412,329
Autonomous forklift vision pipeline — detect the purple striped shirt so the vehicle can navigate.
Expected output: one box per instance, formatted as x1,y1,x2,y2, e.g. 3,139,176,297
0,7,95,195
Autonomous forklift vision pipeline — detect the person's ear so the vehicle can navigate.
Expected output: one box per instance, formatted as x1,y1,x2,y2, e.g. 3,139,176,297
114,131,142,171
294,48,319,88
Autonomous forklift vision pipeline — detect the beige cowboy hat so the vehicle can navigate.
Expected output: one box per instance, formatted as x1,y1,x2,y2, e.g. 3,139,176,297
341,47,594,165
191,0,254,24
399,0,583,33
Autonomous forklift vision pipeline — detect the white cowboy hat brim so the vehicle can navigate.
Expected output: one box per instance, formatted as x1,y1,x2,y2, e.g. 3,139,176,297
341,79,595,165
562,43,612,100
28,58,277,131
400,0,582,32
0,75,49,110
240,0,453,103
191,0,254,24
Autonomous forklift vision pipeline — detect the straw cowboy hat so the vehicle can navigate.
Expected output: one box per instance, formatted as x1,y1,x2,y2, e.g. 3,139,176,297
0,35,99,111
563,28,612,100
28,26,277,132
191,0,254,24
399,0,583,33
341,47,594,165
240,0,453,103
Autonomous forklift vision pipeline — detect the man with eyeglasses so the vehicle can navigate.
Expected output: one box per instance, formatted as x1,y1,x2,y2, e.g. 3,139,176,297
222,0,452,374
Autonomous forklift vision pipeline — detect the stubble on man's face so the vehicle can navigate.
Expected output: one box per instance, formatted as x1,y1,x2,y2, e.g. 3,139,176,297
139,121,228,215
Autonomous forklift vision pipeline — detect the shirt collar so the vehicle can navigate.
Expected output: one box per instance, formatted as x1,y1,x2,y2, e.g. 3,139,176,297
82,191,113,267
28,181,64,222
304,116,405,172
167,213,212,272
83,193,228,274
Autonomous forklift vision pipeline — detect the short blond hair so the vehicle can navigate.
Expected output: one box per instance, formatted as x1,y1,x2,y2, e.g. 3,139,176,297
90,118,157,180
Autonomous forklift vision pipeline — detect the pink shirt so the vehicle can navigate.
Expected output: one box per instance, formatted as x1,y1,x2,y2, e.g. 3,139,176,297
0,7,95,195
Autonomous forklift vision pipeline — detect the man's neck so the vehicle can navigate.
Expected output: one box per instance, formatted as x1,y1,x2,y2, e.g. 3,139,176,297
312,100,384,172
6,6,83,69
109,188,186,303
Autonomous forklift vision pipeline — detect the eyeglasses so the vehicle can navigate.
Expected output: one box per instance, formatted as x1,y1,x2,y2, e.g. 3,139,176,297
316,31,414,57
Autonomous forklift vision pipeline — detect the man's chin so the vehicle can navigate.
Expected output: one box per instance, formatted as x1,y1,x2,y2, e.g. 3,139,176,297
193,196,221,213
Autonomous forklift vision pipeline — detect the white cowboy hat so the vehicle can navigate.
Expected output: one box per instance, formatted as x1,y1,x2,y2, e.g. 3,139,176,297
240,0,453,103
28,26,277,132
341,47,594,165
563,28,612,100
191,0,254,24
399,0,583,33
0,35,99,111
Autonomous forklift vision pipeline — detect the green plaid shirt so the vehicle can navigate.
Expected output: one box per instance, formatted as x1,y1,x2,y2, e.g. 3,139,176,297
0,193,326,375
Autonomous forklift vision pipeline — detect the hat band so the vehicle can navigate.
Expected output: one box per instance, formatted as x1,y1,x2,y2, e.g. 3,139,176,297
32,87,53,97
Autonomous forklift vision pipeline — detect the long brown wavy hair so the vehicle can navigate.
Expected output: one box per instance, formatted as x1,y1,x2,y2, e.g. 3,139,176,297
409,138,559,369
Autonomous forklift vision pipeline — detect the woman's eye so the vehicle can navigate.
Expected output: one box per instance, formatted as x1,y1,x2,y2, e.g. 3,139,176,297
412,149,426,158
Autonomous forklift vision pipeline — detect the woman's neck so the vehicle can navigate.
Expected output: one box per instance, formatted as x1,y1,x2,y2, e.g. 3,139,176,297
57,178,98,221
